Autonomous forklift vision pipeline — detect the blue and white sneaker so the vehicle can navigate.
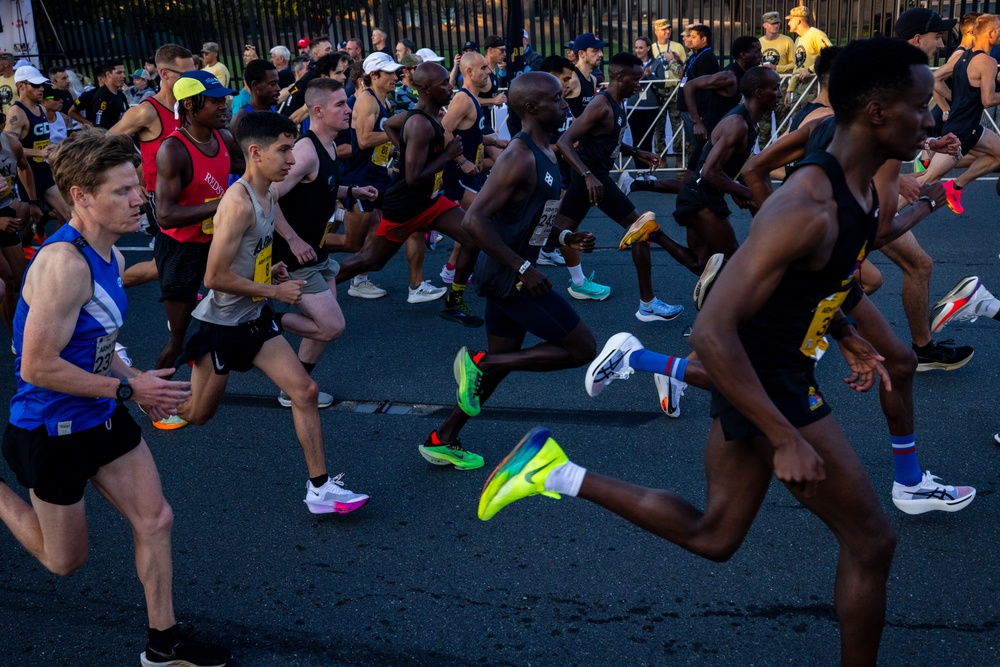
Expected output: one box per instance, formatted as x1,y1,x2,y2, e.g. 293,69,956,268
636,297,683,322
567,271,611,301
891,470,975,515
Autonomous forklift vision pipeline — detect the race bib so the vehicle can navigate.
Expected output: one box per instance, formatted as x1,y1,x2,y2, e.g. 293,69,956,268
252,243,272,302
475,144,484,167
32,138,49,164
201,196,221,235
800,289,849,357
93,330,118,376
432,170,444,198
319,220,333,248
529,200,560,246
372,141,392,167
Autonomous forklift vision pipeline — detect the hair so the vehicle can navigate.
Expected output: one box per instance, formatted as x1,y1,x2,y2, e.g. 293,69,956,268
156,44,192,67
540,55,575,75
961,13,982,33
398,38,416,53
349,60,366,86
235,111,298,155
829,38,928,124
739,65,778,98
305,77,344,108
243,59,277,87
609,51,643,78
372,27,387,37
291,56,309,76
347,37,363,48
178,94,208,123
731,35,759,60
814,45,841,83
635,36,652,49
144,56,156,65
310,37,332,54
269,45,291,61
314,53,347,77
102,59,122,76
689,24,712,44
974,14,999,37
50,128,139,206
47,65,66,77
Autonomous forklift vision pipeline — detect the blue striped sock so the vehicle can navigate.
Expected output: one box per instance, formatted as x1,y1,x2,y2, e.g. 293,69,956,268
627,349,688,382
891,434,921,486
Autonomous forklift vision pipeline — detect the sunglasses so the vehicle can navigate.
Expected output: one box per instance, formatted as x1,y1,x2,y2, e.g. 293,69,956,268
26,82,43,88
163,67,185,76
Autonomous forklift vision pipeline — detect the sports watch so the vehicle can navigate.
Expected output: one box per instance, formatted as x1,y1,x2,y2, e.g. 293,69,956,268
115,377,133,404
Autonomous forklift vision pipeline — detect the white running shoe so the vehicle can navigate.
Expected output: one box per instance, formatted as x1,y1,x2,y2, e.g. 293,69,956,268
348,279,388,299
930,276,995,333
891,471,975,515
537,248,567,266
654,373,686,418
617,171,635,196
439,265,456,284
278,390,334,409
407,281,448,303
304,473,369,514
586,332,643,397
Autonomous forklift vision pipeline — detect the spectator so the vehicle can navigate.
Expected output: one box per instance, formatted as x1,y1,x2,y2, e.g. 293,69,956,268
0,53,15,115
651,19,686,160
415,48,444,64
391,53,422,112
395,38,416,63
565,40,578,65
127,69,156,105
785,5,831,108
758,11,796,148
200,41,231,88
346,38,364,61
270,45,295,88
522,29,543,71
46,65,91,129
315,53,350,83
242,44,259,65
628,36,666,155
372,27,392,55
142,56,160,91
449,41,480,87
297,37,311,58
90,60,128,130
73,72,104,123
676,23,718,167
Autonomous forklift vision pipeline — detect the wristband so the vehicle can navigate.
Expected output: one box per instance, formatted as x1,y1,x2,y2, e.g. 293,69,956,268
349,186,356,199
558,229,572,246
582,170,592,177
918,195,935,212
517,260,531,275
828,316,856,340
459,158,468,166
28,199,40,206
923,138,933,152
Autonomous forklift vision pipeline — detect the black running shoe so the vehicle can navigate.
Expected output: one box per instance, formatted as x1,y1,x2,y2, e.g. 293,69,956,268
439,300,484,327
140,624,231,667
913,339,974,372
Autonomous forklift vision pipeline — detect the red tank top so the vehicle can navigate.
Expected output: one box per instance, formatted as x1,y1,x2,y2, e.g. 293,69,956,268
160,128,230,244
138,98,179,192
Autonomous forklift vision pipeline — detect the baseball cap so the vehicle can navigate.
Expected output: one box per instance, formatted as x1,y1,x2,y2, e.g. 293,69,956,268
762,12,781,24
201,41,219,54
399,54,422,68
786,6,810,20
363,52,403,74
173,70,235,100
484,35,505,50
14,59,32,69
41,83,58,100
522,29,530,40
463,40,479,52
297,37,311,49
415,48,444,62
573,33,607,51
132,69,152,80
894,8,958,40
653,19,670,30
14,65,49,85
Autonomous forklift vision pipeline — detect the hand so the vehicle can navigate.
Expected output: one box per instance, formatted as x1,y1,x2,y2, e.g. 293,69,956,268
585,173,603,205
837,330,892,393
518,265,551,297
929,133,961,156
634,150,660,169
130,369,192,418
733,195,754,210
460,160,480,175
271,261,290,282
288,237,317,265
762,62,776,70
897,172,921,204
493,138,508,149
692,119,707,142
493,93,507,106
273,279,305,304
445,135,464,159
0,216,22,232
773,435,826,499
565,231,596,253
353,185,378,201
918,181,946,212
453,54,462,68
783,92,793,107
28,204,42,224
795,69,810,82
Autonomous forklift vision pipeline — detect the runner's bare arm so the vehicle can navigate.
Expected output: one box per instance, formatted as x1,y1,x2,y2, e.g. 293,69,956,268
221,129,245,176
155,137,220,229
556,94,611,179
742,117,819,203
202,189,274,299
108,101,156,138
353,93,389,149
699,116,753,201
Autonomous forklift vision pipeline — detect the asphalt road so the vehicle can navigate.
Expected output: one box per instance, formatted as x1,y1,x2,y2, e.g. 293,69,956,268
2,176,1000,666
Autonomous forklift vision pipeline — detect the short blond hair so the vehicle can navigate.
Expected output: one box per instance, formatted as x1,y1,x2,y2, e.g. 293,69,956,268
49,128,139,206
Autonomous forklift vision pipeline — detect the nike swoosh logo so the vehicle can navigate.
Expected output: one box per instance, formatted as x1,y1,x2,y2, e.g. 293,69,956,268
212,352,226,373
525,459,559,485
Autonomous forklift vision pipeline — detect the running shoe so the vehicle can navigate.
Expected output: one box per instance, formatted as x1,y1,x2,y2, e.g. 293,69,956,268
537,248,567,266
619,211,659,250
478,426,566,521
891,471,975,515
586,332,642,397
347,279,387,299
439,299,484,327
140,623,231,667
419,431,485,470
152,415,188,431
654,373,686,418
407,281,448,303
440,265,455,284
930,276,993,333
942,179,964,215
114,342,132,366
424,231,443,249
277,390,334,408
994,432,1000,446
617,170,635,196
454,346,485,416
303,473,369,514
567,272,611,301
913,340,974,372
693,253,726,310
636,297,683,322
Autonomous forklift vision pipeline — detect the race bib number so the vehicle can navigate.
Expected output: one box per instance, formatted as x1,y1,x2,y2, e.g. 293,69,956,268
529,200,560,246
432,170,444,198
0,176,13,200
372,141,392,167
800,289,849,357
93,330,118,376
201,196,221,235
475,144,484,167
32,138,49,164
252,243,272,302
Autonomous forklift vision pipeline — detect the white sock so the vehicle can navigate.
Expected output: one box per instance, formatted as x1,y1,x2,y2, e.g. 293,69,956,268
353,274,368,286
568,264,585,286
544,461,586,497
640,298,653,308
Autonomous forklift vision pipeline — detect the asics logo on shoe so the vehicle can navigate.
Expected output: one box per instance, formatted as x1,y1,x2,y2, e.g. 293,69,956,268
525,459,559,485
595,351,624,382
913,488,957,500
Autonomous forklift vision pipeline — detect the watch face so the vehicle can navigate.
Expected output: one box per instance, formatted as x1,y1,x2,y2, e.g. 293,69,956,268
117,383,133,401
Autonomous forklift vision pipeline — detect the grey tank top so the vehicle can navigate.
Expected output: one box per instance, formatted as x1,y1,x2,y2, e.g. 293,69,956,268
193,178,275,326
0,132,18,207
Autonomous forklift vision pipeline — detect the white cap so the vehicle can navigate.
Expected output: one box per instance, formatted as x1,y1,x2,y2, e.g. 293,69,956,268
523,29,530,40
13,59,31,69
14,65,49,85
415,48,444,63
363,52,403,74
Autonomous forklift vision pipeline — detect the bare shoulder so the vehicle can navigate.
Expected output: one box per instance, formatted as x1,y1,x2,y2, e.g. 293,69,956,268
23,241,92,304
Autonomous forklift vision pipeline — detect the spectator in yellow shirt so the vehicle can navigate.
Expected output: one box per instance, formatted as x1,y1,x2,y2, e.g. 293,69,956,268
200,41,231,89
758,11,795,147
785,6,831,108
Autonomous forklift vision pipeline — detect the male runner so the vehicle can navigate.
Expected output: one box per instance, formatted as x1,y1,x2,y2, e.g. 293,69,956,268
480,40,942,665
176,111,369,515
230,59,280,137
425,72,597,470
337,62,484,326
556,52,683,321
683,36,762,151
89,60,129,131
0,110,39,329
565,33,603,119
0,128,231,667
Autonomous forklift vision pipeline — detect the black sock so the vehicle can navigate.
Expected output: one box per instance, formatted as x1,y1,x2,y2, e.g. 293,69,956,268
310,474,329,488
647,229,663,243
631,180,653,191
148,625,178,647
912,341,934,352
954,183,963,190
302,361,316,375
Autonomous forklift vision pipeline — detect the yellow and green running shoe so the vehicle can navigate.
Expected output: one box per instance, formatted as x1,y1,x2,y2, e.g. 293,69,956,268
454,346,485,416
478,426,567,521
419,431,485,470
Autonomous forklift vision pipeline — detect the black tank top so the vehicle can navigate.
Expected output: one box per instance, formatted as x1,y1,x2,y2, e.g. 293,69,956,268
578,91,627,173
945,49,984,133
475,132,563,299
789,101,829,132
479,70,500,134
13,101,50,167
382,109,447,221
695,104,757,182
804,115,837,155
739,150,879,372
273,131,340,270
341,89,393,189
566,68,596,118
704,62,746,131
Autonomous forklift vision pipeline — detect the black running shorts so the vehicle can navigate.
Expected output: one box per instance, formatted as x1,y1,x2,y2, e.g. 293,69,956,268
177,306,281,374
673,180,731,224
484,288,581,341
559,168,636,225
153,230,210,304
841,281,864,314
3,405,142,506
0,205,21,247
710,369,832,442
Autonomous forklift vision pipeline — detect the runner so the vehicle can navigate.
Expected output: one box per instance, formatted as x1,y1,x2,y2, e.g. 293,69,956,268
230,59,280,137
425,72,598,470
0,128,231,667
175,111,369,515
479,40,950,665
0,110,39,330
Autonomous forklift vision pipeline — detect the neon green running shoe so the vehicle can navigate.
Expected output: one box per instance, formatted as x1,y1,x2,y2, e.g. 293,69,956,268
454,346,485,416
478,426,567,521
419,431,485,470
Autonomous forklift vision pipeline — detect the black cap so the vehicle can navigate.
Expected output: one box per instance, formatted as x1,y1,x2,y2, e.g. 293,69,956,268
463,40,479,52
893,8,957,40
484,35,505,50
